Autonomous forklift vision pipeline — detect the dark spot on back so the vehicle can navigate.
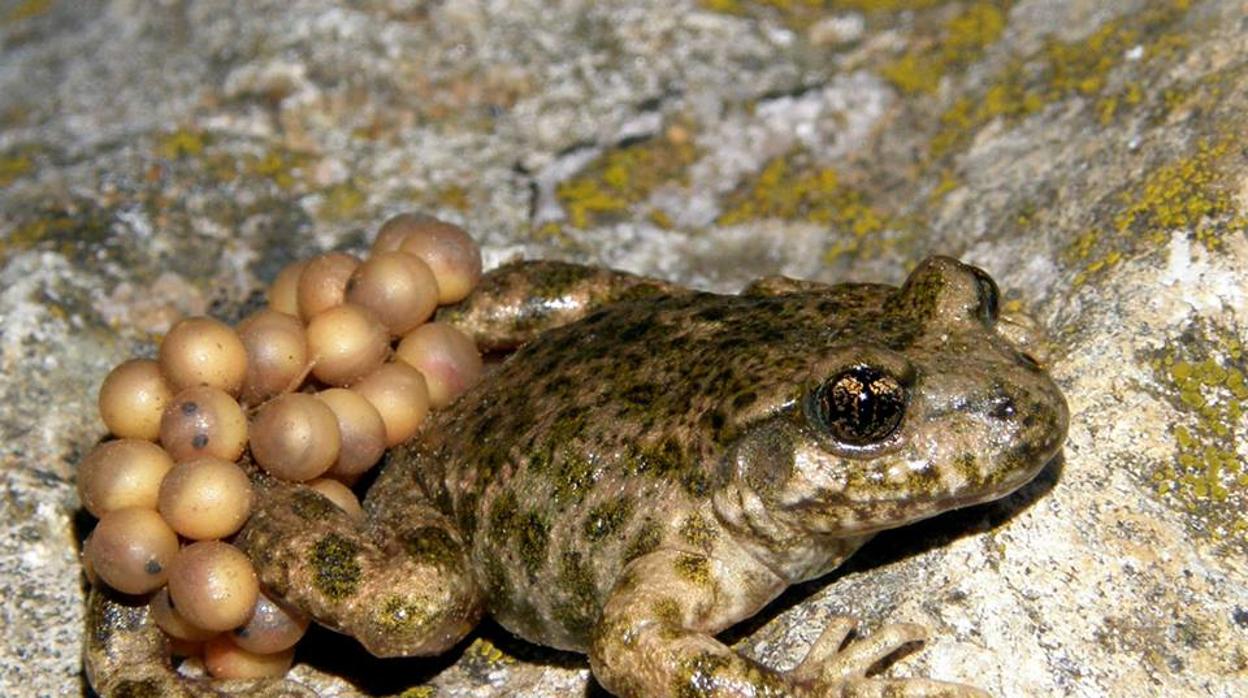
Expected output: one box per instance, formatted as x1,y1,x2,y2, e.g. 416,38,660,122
402,526,459,567
552,550,599,637
517,512,550,579
584,498,634,541
310,532,362,600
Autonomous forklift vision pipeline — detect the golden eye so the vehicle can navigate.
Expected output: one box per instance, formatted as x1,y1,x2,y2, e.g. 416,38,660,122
813,366,907,446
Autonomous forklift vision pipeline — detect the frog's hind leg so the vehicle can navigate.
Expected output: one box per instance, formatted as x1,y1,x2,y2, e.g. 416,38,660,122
233,469,484,659
84,586,314,697
437,260,682,351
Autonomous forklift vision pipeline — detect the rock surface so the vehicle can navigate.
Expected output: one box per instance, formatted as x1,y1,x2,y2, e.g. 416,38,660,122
1,0,1245,696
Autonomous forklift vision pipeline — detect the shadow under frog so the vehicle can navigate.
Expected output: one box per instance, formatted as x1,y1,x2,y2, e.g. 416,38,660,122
84,256,1069,697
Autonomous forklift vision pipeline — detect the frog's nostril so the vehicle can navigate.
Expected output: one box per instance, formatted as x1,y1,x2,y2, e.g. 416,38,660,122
989,396,1016,420
1017,351,1042,372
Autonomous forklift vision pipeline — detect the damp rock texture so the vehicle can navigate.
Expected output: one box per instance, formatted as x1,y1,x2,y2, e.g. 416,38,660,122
1,1,1245,696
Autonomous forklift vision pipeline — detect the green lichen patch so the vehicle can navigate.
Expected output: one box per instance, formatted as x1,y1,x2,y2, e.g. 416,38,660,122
555,128,698,229
717,151,894,263
1147,322,1247,550
457,637,518,677
242,147,315,191
930,1,1194,158
1065,138,1245,286
309,532,363,600
881,2,1010,95
155,128,208,160
0,151,33,186
319,179,368,221
0,203,114,270
2,0,51,24
1110,139,1243,251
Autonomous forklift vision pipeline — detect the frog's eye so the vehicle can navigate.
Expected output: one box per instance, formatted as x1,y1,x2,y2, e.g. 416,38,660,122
969,265,1000,325
811,366,907,446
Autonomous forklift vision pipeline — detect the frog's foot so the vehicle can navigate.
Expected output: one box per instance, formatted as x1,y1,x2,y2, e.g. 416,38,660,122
591,550,988,698
790,617,989,698
234,474,484,658
84,585,315,698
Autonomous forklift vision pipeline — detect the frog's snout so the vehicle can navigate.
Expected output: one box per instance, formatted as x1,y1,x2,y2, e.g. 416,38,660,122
917,361,1069,507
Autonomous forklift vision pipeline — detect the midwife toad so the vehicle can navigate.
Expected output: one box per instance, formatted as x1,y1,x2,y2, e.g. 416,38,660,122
86,256,1068,697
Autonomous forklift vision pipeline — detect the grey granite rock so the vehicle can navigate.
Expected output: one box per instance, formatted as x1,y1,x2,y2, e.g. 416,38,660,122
1,0,1245,696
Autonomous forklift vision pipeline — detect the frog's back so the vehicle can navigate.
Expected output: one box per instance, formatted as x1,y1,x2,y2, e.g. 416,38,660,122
418,286,891,649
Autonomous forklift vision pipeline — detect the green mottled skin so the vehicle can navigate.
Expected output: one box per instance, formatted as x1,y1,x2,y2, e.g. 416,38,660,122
85,257,1067,698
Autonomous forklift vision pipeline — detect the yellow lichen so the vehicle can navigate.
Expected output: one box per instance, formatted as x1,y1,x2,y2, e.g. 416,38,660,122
930,2,1193,158
1112,139,1241,250
1149,324,1247,547
436,185,471,212
556,131,698,229
0,153,32,186
1067,137,1244,287
319,181,367,221
463,637,515,666
245,149,303,189
648,208,675,229
1,209,112,266
3,0,51,24
881,52,949,95
882,2,1009,95
155,129,207,160
927,168,961,204
717,152,895,261
719,156,882,231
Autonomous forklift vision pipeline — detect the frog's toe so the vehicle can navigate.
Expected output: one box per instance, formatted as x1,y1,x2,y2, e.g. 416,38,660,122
794,617,925,683
789,617,987,697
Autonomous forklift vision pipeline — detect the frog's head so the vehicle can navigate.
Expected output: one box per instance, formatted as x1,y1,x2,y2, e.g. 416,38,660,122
727,256,1068,537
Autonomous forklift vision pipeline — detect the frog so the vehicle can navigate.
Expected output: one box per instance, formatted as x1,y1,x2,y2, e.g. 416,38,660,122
85,255,1068,698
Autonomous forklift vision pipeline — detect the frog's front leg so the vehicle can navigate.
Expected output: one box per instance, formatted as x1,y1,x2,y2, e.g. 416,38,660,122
233,470,484,658
437,260,682,351
590,549,987,698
